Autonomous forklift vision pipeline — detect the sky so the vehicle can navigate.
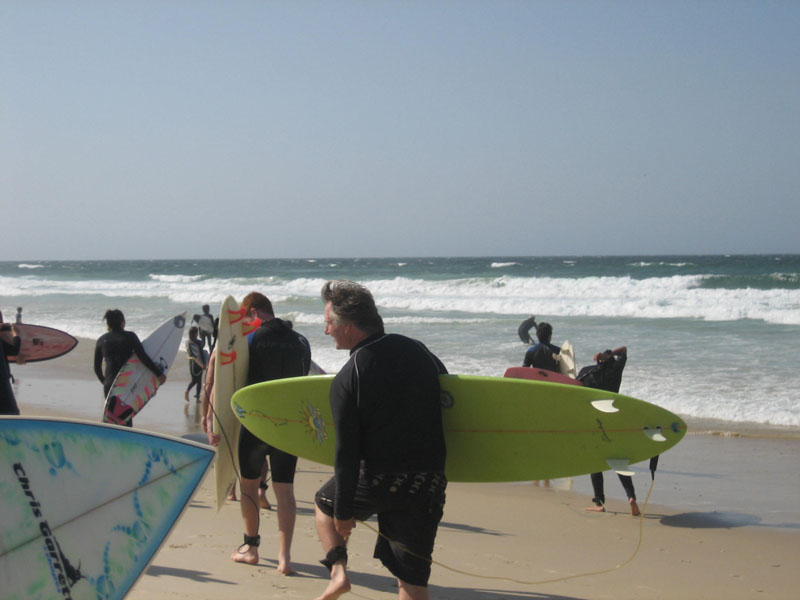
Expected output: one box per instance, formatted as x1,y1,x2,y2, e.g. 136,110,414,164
2,0,799,260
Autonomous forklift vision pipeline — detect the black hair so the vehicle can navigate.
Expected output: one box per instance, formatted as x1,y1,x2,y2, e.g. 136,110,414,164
103,309,125,332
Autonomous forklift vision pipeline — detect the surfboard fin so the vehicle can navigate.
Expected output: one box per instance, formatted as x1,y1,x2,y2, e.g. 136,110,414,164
591,399,619,413
643,426,667,442
606,458,635,476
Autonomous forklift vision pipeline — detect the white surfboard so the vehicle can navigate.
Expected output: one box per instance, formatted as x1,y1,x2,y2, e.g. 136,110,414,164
211,297,253,511
102,313,186,425
0,416,214,600
558,340,577,378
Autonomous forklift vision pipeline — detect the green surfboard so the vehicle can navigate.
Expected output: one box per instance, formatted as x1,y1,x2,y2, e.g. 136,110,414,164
232,374,686,482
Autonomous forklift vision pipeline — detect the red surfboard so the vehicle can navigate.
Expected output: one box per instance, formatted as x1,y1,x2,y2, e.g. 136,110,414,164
503,366,582,386
8,324,78,363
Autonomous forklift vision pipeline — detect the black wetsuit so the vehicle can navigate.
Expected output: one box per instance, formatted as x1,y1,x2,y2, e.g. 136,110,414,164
94,330,163,398
523,341,562,370
517,316,537,344
316,333,447,587
578,352,635,504
237,318,311,481
1,334,21,415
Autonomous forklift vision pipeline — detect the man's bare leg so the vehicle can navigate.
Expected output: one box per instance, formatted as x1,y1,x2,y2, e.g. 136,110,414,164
314,505,350,600
398,579,429,600
273,482,296,575
231,477,260,564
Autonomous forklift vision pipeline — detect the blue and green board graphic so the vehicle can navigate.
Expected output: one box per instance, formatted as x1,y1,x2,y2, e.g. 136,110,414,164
0,417,213,600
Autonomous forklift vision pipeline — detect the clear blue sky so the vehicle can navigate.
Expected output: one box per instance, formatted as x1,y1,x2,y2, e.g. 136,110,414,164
3,0,799,260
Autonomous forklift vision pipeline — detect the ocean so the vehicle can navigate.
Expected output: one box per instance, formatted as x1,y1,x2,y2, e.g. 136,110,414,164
2,255,799,429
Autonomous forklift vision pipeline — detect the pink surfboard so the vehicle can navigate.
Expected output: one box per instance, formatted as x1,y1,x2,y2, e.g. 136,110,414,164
8,324,78,363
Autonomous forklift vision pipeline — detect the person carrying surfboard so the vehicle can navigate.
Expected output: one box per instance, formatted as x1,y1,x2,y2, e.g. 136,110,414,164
195,304,217,352
93,309,166,426
230,292,311,575
522,321,561,371
578,346,641,516
314,280,448,600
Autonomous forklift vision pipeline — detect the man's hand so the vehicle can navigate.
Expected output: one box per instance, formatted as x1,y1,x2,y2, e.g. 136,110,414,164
334,517,356,539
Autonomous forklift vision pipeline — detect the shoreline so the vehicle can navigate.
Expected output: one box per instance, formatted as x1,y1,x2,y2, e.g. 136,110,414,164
17,336,800,439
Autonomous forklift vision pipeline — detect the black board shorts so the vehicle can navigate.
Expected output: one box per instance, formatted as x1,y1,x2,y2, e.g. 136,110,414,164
237,425,297,483
315,471,447,587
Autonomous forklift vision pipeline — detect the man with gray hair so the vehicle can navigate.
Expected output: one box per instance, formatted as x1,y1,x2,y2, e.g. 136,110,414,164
314,280,448,600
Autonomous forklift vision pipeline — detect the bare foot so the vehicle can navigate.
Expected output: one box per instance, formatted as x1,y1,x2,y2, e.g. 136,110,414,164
259,487,271,510
629,498,641,516
314,572,351,600
585,504,606,512
231,544,259,565
277,562,296,576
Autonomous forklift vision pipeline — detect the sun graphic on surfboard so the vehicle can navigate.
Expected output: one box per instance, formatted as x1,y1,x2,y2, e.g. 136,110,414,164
300,402,327,445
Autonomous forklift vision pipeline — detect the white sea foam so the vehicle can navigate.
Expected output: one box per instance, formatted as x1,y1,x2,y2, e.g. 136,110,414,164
17,263,44,269
4,273,800,325
491,262,519,268
149,274,205,283
4,263,799,427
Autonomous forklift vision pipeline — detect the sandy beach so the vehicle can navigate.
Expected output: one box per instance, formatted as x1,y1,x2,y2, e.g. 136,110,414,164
9,339,800,599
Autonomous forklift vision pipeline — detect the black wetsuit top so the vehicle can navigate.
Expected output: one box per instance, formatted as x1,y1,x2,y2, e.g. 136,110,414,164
517,316,537,343
246,318,311,385
330,333,448,520
577,352,627,393
1,335,21,415
94,330,163,397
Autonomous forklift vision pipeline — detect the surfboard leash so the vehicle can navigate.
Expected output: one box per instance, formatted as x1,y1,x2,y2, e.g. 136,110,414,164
355,476,656,587
207,398,274,544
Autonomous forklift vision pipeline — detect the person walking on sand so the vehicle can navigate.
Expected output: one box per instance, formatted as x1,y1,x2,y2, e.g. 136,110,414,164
93,309,166,427
230,292,311,575
196,304,216,352
313,280,448,600
578,346,640,516
185,326,206,403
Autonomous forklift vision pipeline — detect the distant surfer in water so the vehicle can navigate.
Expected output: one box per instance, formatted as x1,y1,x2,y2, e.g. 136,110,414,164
517,314,537,344
314,280,448,600
93,309,166,427
578,346,640,516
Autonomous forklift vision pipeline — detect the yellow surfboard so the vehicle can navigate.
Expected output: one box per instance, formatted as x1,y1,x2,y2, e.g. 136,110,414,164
232,374,686,482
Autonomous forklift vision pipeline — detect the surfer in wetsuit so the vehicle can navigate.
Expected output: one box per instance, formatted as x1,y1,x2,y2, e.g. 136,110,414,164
93,309,166,426
578,346,640,516
518,314,537,344
196,304,216,352
522,322,561,371
314,280,448,600
0,311,22,415
185,326,206,403
231,292,311,575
